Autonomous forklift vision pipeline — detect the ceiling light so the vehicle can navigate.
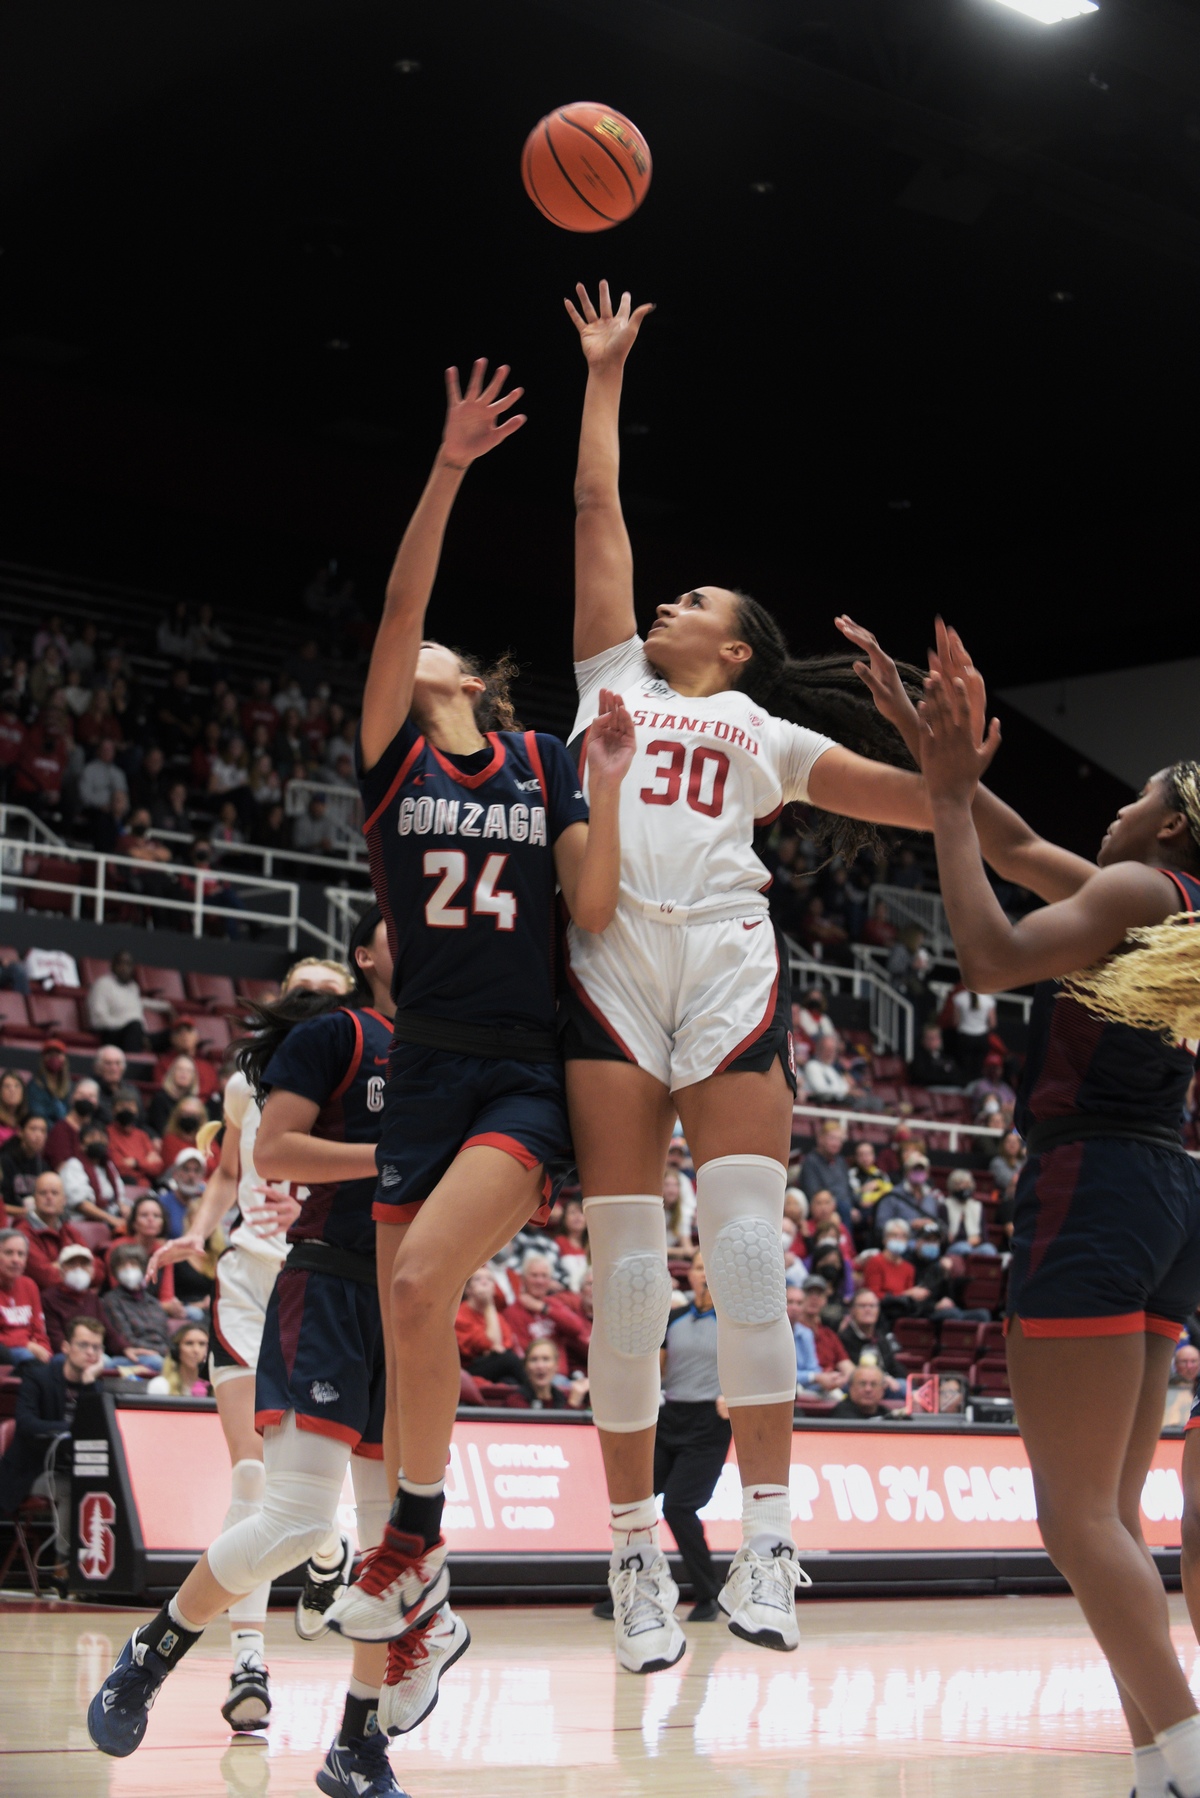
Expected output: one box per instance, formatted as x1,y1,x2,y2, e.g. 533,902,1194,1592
989,0,1097,21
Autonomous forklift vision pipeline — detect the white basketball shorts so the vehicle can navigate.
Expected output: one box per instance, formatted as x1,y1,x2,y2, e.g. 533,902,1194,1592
210,1247,283,1387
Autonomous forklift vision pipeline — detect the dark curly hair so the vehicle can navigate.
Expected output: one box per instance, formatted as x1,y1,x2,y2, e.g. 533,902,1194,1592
731,591,924,860
452,649,521,733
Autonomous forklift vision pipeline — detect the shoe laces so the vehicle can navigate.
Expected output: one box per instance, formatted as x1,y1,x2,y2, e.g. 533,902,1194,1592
612,1560,671,1639
120,1638,166,1713
355,1530,437,1599
745,1547,805,1612
384,1617,435,1686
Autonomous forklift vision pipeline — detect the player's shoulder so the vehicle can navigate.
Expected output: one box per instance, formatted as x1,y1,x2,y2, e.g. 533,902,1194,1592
573,633,650,692
223,1068,252,1127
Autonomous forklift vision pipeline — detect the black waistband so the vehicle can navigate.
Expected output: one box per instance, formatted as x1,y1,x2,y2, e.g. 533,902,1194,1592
1025,1115,1187,1157
391,1010,559,1064
284,1239,377,1285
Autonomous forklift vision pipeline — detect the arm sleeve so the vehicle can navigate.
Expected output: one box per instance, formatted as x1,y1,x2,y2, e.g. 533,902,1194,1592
263,1009,357,1108
355,718,421,817
570,635,649,739
775,720,839,805
537,736,590,842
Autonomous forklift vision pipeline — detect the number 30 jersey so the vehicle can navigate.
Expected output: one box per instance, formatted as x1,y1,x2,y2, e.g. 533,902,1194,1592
358,721,589,1030
571,635,836,923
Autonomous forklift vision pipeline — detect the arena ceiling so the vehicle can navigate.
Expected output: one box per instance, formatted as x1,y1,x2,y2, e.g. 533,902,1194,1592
0,0,1196,712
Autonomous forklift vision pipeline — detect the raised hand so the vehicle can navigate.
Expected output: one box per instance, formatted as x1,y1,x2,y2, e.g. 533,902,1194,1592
836,615,922,749
147,1231,205,1280
931,618,988,751
585,687,636,788
918,672,1002,807
440,360,526,469
564,280,654,372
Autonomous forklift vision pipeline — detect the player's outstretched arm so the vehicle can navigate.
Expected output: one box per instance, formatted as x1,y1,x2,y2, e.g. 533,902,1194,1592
565,281,654,664
554,687,635,933
919,670,1172,993
836,614,1096,904
360,359,526,770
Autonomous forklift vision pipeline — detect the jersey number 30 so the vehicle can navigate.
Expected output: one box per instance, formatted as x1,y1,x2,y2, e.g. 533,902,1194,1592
423,851,517,931
639,740,729,818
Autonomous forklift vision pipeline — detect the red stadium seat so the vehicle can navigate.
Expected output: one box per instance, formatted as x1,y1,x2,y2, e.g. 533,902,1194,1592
27,993,99,1047
80,956,110,987
980,1321,1006,1356
0,1418,55,1595
185,972,237,1011
938,1320,984,1356
872,1055,905,1081
137,964,187,1003
973,1363,1012,1395
473,1380,529,1409
22,854,91,918
893,1317,937,1357
71,1220,115,1253
0,990,35,1036
458,1371,484,1406
190,1013,232,1058
871,1083,899,1108
236,978,281,1005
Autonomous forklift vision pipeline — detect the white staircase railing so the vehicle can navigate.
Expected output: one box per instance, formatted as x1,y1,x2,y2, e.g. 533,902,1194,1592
785,936,915,1061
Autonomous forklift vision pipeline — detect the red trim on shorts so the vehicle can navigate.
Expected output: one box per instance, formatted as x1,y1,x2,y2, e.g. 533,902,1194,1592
255,1408,363,1448
255,1407,285,1435
462,1131,541,1171
373,1197,423,1224
362,735,426,834
429,734,506,789
715,937,780,1074
563,954,637,1062
1017,1312,1146,1338
1185,1417,1200,1432
210,1268,248,1367
331,1009,364,1101
1146,1313,1184,1341
352,1440,384,1459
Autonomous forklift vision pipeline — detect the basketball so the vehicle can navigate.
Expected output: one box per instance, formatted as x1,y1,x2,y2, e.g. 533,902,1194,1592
521,102,651,233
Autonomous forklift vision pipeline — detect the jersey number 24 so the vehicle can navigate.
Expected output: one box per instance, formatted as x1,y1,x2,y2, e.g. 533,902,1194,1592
423,851,516,930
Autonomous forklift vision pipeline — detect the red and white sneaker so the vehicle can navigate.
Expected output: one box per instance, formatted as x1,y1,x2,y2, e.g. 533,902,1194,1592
325,1528,450,1644
378,1604,471,1737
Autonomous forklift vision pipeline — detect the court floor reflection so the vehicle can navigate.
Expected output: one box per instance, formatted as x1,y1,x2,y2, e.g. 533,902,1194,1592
3,1593,1196,1797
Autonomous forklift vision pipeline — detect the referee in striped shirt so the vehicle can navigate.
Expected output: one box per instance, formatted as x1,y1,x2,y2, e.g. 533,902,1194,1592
655,1252,732,1622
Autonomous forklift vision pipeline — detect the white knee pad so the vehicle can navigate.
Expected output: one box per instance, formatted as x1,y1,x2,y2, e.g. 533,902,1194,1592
696,1155,796,1408
222,1459,270,1623
208,1413,349,1595
350,1454,391,1553
583,1195,673,1433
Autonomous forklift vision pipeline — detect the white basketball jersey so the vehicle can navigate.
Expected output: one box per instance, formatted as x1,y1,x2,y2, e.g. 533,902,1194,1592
223,1069,291,1264
571,635,836,922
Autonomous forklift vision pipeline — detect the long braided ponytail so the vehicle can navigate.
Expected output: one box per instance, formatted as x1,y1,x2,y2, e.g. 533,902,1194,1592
732,592,924,858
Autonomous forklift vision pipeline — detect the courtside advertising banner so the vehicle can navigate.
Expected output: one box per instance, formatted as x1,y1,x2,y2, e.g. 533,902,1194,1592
110,1410,1187,1557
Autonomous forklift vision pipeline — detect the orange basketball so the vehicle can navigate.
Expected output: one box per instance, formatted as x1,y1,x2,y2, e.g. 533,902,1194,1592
521,102,651,233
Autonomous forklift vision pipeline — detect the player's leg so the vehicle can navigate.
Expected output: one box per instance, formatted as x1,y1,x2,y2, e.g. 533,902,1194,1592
673,1056,804,1650
88,1413,351,1759
1006,1324,1198,1742
327,1144,545,1644
1182,1426,1200,1641
374,1219,410,1490
317,1454,404,1796
212,1370,273,1728
568,1055,684,1671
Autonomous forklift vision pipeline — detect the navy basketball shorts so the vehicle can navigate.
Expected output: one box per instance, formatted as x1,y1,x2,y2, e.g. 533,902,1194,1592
1007,1136,1200,1341
255,1267,386,1458
372,1041,572,1227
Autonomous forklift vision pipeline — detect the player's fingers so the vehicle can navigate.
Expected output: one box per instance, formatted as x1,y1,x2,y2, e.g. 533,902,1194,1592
980,717,1002,770
575,283,598,322
630,302,655,327
563,298,586,331
493,414,526,442
598,278,612,318
492,386,524,416
464,357,487,400
481,362,511,404
445,366,462,407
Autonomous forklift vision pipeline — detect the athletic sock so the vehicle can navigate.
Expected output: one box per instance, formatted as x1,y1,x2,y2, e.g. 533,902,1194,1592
231,1627,265,1666
609,1496,659,1555
1133,1740,1170,1796
1156,1714,1200,1798
741,1483,791,1547
308,1532,346,1572
339,1679,382,1747
389,1476,445,1549
138,1597,204,1669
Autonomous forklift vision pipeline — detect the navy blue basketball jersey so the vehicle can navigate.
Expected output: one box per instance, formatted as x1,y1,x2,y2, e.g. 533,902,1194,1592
261,1004,392,1258
358,722,589,1032
1016,868,1200,1138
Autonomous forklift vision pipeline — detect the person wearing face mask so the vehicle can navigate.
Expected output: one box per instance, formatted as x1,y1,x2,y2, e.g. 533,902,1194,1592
40,1244,154,1370
863,1221,919,1312
87,950,149,1054
108,1196,182,1312
46,1078,102,1170
1,1113,50,1220
106,1087,163,1186
160,1096,211,1170
149,1053,201,1140
873,1151,947,1241
17,1171,94,1289
99,1245,170,1370
59,1124,129,1230
903,1221,992,1324
25,1039,71,1126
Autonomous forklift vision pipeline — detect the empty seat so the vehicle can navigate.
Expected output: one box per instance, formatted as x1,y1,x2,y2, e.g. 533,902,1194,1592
0,991,31,1031
236,978,281,1005
979,1321,1006,1356
937,1320,983,1355
80,956,111,987
191,1013,232,1057
70,1220,115,1252
973,1363,1012,1395
872,1055,904,1081
23,854,90,917
27,993,98,1047
185,971,237,1010
137,965,187,1003
458,1370,484,1407
893,1317,937,1356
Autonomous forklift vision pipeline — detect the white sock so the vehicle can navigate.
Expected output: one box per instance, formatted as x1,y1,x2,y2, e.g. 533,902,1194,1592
398,1475,444,1497
741,1483,791,1547
1133,1741,1170,1796
348,1676,381,1703
610,1497,659,1554
167,1594,205,1636
309,1531,345,1572
231,1627,265,1666
1157,1715,1200,1798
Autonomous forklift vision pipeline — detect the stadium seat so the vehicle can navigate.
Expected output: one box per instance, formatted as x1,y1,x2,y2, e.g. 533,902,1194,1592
80,957,110,987
0,991,41,1044
473,1380,529,1409
973,1363,1012,1396
71,1220,115,1253
185,971,237,1011
27,993,99,1047
23,853,92,918
236,978,281,1005
0,1419,55,1596
190,1013,232,1057
872,1055,904,1081
893,1317,937,1357
980,1321,1006,1356
137,964,187,1004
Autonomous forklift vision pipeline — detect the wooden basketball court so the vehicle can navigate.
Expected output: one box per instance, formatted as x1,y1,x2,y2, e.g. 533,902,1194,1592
2,1591,1183,1797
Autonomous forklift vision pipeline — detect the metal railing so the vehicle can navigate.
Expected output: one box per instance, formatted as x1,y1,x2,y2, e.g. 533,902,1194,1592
851,943,1034,1025
786,936,915,1061
0,804,66,850
0,837,331,951
868,883,954,958
147,826,373,887
793,1101,1004,1157
284,779,364,856
325,887,375,957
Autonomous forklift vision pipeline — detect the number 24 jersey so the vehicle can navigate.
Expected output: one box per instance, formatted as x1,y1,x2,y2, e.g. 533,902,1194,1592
571,635,836,921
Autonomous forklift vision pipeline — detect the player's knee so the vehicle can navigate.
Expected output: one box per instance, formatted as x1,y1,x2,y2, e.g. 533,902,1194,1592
390,1257,450,1332
602,1251,674,1357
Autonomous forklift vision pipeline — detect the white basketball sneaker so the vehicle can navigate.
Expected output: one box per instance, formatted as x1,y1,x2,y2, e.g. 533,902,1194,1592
609,1548,686,1674
378,1604,471,1736
325,1528,449,1644
718,1537,810,1651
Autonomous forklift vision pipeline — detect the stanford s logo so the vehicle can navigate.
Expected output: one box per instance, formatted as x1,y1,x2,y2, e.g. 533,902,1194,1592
78,1491,117,1582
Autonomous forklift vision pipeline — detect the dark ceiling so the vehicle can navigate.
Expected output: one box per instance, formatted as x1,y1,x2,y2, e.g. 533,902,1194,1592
1,0,1197,703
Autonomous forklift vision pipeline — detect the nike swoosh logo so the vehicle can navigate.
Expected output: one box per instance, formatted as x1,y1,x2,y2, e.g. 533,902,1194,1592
373,1057,388,1066
743,921,762,930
